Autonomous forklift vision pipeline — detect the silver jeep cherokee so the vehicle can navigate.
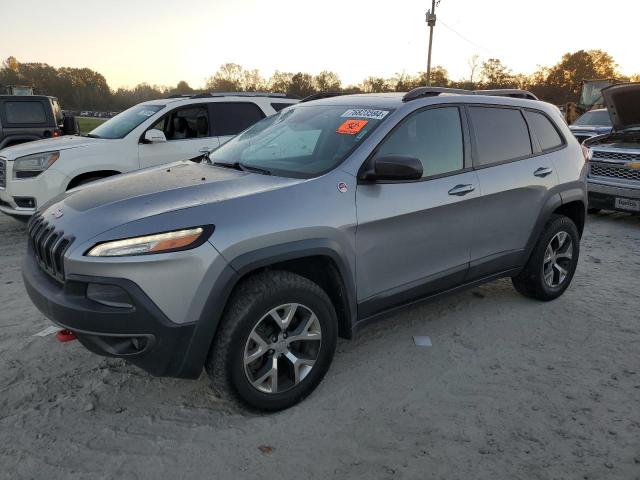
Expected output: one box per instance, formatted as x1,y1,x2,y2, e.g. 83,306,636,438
22,88,587,410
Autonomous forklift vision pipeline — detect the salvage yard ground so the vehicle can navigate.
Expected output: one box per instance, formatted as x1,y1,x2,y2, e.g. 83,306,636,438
1,212,639,479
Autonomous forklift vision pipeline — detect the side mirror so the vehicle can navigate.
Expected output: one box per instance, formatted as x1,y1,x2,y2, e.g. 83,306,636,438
143,129,167,144
360,154,423,182
62,115,79,135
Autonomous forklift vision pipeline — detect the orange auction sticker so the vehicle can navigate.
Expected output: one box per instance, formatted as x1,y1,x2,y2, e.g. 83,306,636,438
337,119,368,135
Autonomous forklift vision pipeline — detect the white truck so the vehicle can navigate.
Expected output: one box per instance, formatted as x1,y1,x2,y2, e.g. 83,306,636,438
0,93,298,218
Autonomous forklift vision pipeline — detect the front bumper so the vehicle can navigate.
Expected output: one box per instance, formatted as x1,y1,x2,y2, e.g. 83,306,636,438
0,166,68,218
588,180,640,212
22,250,200,378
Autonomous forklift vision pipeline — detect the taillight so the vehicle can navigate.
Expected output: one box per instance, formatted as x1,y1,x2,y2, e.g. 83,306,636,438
581,144,592,162
52,129,62,137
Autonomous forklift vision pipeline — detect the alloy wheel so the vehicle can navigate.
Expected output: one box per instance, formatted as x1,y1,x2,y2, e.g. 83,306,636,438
542,231,574,288
243,303,322,394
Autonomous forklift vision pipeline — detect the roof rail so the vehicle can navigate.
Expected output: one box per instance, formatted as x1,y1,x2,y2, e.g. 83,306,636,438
474,89,538,100
402,86,540,102
167,94,192,98
402,87,472,102
300,92,345,103
188,92,300,99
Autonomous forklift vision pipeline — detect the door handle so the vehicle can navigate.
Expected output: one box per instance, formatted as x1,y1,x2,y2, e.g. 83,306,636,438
448,184,476,196
534,167,553,177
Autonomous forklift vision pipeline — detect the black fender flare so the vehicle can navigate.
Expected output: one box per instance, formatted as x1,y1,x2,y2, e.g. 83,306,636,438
522,191,564,263
175,238,357,378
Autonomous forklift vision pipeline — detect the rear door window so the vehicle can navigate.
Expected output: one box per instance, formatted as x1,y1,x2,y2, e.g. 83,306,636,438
210,102,266,136
524,110,563,151
468,107,532,166
4,101,48,124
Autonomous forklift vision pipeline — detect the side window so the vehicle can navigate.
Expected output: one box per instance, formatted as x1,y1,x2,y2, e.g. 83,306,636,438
150,106,209,141
469,107,532,166
376,107,464,178
210,102,266,136
271,102,293,112
524,110,563,151
5,101,47,124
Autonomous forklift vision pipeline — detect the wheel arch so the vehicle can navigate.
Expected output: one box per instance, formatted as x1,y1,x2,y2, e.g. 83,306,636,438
66,170,121,190
175,239,357,378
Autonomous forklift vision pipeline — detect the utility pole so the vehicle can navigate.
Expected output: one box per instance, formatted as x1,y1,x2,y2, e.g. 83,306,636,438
425,0,438,86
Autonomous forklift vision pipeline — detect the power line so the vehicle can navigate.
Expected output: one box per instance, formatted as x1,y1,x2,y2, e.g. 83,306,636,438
438,18,493,54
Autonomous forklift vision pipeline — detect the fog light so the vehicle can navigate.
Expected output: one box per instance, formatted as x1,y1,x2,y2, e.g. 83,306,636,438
14,197,36,209
86,283,133,309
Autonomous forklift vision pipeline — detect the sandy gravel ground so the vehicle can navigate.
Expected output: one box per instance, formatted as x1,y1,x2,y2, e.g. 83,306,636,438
1,212,639,480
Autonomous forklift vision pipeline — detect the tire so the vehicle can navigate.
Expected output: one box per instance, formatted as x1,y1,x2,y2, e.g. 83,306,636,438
587,208,601,214
205,271,338,411
512,215,580,301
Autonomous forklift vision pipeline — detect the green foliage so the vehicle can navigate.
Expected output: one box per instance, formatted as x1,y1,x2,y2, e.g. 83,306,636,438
0,50,633,111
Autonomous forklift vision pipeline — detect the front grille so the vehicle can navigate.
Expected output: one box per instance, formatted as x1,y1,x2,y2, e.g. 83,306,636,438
0,157,6,188
590,163,640,182
592,150,640,162
27,213,74,283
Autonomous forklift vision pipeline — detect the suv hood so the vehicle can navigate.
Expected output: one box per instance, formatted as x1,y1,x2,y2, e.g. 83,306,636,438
39,161,302,244
0,135,105,160
602,83,640,132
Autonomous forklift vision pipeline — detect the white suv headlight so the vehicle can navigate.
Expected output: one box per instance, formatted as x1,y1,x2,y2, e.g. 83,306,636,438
13,151,60,179
86,227,207,257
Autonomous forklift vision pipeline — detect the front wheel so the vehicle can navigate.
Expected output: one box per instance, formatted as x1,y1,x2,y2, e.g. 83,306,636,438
512,215,580,301
205,271,338,411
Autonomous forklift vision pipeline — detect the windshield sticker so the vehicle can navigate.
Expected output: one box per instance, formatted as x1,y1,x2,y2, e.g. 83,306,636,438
137,109,158,117
337,119,368,135
341,109,389,120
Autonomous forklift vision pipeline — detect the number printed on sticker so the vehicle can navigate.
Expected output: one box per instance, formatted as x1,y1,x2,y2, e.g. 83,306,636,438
341,109,389,120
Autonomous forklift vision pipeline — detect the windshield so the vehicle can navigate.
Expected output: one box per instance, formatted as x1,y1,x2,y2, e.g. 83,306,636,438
209,105,392,177
573,110,612,127
88,104,164,139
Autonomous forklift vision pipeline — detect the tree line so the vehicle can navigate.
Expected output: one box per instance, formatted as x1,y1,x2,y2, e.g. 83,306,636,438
1,50,637,111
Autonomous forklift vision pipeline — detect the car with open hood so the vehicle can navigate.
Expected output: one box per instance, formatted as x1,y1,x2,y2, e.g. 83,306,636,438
22,88,587,410
583,83,640,214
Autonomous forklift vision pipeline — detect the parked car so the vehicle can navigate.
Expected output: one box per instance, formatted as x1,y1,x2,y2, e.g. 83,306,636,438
569,108,613,144
583,83,640,214
22,88,587,411
0,93,298,218
0,95,76,151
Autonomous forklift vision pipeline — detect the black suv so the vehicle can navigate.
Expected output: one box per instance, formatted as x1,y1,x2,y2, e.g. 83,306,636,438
0,95,76,149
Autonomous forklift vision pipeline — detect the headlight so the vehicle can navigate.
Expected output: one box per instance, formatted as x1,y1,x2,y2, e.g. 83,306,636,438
86,227,208,257
13,151,60,179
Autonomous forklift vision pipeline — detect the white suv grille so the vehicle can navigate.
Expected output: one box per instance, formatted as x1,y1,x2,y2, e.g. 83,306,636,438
0,157,5,189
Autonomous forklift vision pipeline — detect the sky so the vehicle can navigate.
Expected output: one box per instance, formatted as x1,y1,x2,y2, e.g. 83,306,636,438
1,0,638,89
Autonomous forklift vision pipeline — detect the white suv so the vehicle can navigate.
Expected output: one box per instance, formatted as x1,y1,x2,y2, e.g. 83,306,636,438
0,93,298,218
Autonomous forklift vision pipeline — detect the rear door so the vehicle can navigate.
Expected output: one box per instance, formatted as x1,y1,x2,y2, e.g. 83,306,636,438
466,105,561,279
210,102,266,146
138,104,218,168
355,106,480,317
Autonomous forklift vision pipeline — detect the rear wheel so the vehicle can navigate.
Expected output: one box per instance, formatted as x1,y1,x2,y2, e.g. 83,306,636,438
205,271,338,411
512,215,580,301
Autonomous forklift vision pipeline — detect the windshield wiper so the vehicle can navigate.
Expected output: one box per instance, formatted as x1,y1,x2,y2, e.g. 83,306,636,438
213,161,271,175
85,133,101,138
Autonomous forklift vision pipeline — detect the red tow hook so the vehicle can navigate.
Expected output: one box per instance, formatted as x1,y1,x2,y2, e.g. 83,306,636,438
55,329,77,342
